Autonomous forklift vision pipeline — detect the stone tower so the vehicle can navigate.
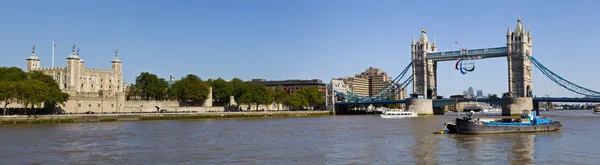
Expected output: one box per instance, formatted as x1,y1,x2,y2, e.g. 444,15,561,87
66,45,82,92
111,49,123,93
411,28,437,99
506,16,533,97
26,45,40,72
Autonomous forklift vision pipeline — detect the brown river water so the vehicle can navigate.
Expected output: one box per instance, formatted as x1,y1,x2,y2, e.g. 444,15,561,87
1,110,599,165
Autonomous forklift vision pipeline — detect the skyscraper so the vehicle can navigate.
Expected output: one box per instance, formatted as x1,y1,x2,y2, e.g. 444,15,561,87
477,90,483,98
468,87,474,96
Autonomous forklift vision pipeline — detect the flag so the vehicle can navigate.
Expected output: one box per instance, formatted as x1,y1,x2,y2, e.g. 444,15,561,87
54,43,56,47
454,41,458,44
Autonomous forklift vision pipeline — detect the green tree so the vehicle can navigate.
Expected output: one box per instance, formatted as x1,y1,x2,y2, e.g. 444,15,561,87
296,87,323,109
0,67,27,82
0,81,16,115
210,78,233,106
283,93,308,110
230,77,246,100
488,94,499,99
134,72,169,100
171,74,210,106
0,68,68,116
238,84,272,110
272,87,288,110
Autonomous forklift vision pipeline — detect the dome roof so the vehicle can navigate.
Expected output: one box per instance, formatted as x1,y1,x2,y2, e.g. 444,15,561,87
27,54,39,61
111,56,121,63
67,52,80,59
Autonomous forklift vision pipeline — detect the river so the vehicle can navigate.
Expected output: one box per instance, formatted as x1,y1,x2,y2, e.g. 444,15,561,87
1,110,599,165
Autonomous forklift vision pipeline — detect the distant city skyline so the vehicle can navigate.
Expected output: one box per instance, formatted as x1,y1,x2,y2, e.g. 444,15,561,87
1,0,599,97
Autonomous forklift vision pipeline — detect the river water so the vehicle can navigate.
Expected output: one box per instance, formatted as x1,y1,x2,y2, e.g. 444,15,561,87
1,111,599,165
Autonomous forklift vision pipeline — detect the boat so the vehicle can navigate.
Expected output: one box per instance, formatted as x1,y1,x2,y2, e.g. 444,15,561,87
594,107,600,113
463,104,483,112
380,110,417,118
444,110,562,134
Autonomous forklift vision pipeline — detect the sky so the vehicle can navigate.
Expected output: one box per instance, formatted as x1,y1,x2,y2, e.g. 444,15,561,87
0,0,598,97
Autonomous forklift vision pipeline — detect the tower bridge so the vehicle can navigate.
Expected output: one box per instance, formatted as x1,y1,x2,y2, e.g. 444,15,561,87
331,16,600,116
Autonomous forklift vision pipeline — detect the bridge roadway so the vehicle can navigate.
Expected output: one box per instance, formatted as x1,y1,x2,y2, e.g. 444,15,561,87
335,97,600,107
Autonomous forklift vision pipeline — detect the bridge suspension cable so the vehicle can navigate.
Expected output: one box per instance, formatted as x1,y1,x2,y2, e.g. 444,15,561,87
334,62,414,102
526,54,600,97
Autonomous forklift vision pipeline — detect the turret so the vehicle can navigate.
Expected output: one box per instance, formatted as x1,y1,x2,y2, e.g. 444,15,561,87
111,49,123,93
411,34,416,52
432,37,437,52
26,45,40,72
66,44,81,91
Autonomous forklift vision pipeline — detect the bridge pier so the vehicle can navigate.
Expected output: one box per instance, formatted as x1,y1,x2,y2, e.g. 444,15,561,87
407,99,433,115
502,97,533,116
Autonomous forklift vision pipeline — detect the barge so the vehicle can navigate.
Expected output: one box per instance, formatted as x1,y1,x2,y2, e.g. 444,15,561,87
445,110,562,134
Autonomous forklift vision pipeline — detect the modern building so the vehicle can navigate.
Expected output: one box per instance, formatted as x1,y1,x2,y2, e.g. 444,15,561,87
340,67,407,100
24,45,126,113
342,76,369,97
467,87,474,96
476,90,484,98
249,79,327,96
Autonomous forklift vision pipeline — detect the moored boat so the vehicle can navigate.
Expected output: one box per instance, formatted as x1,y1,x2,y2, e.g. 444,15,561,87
445,110,562,134
594,107,600,114
380,110,417,118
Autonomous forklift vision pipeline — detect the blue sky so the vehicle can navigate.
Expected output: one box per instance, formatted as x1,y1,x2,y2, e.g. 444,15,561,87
0,0,598,97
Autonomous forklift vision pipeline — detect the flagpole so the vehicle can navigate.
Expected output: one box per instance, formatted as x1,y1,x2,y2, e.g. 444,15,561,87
52,41,55,67
453,42,455,51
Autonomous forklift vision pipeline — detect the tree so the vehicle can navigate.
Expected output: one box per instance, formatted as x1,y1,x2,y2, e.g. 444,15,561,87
296,87,323,109
488,94,499,99
230,77,246,100
0,81,16,115
238,84,272,110
210,78,233,106
171,74,210,106
0,67,27,82
0,68,68,116
283,93,308,110
272,87,288,110
134,72,169,100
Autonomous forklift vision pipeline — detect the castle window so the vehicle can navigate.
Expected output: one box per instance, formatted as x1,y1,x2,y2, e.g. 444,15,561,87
78,104,81,107
98,104,101,107
101,85,103,88
91,85,94,88
88,104,91,107
81,84,84,88
109,85,112,89
111,104,114,107
101,79,103,82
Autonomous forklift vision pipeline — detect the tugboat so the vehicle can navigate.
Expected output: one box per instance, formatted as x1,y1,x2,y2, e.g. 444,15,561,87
445,110,562,134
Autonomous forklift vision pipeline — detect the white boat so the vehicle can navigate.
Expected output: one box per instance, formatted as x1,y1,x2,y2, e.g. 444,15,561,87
380,110,418,118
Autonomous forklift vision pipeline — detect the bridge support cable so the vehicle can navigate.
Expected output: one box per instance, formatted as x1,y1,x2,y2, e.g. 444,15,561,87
526,54,600,97
373,75,413,100
369,62,413,97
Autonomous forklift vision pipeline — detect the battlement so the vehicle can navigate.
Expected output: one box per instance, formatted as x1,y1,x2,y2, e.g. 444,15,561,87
34,67,67,71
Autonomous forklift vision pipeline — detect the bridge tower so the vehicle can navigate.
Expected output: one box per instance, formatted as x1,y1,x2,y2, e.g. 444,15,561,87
504,16,534,115
408,28,437,114
411,28,438,99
